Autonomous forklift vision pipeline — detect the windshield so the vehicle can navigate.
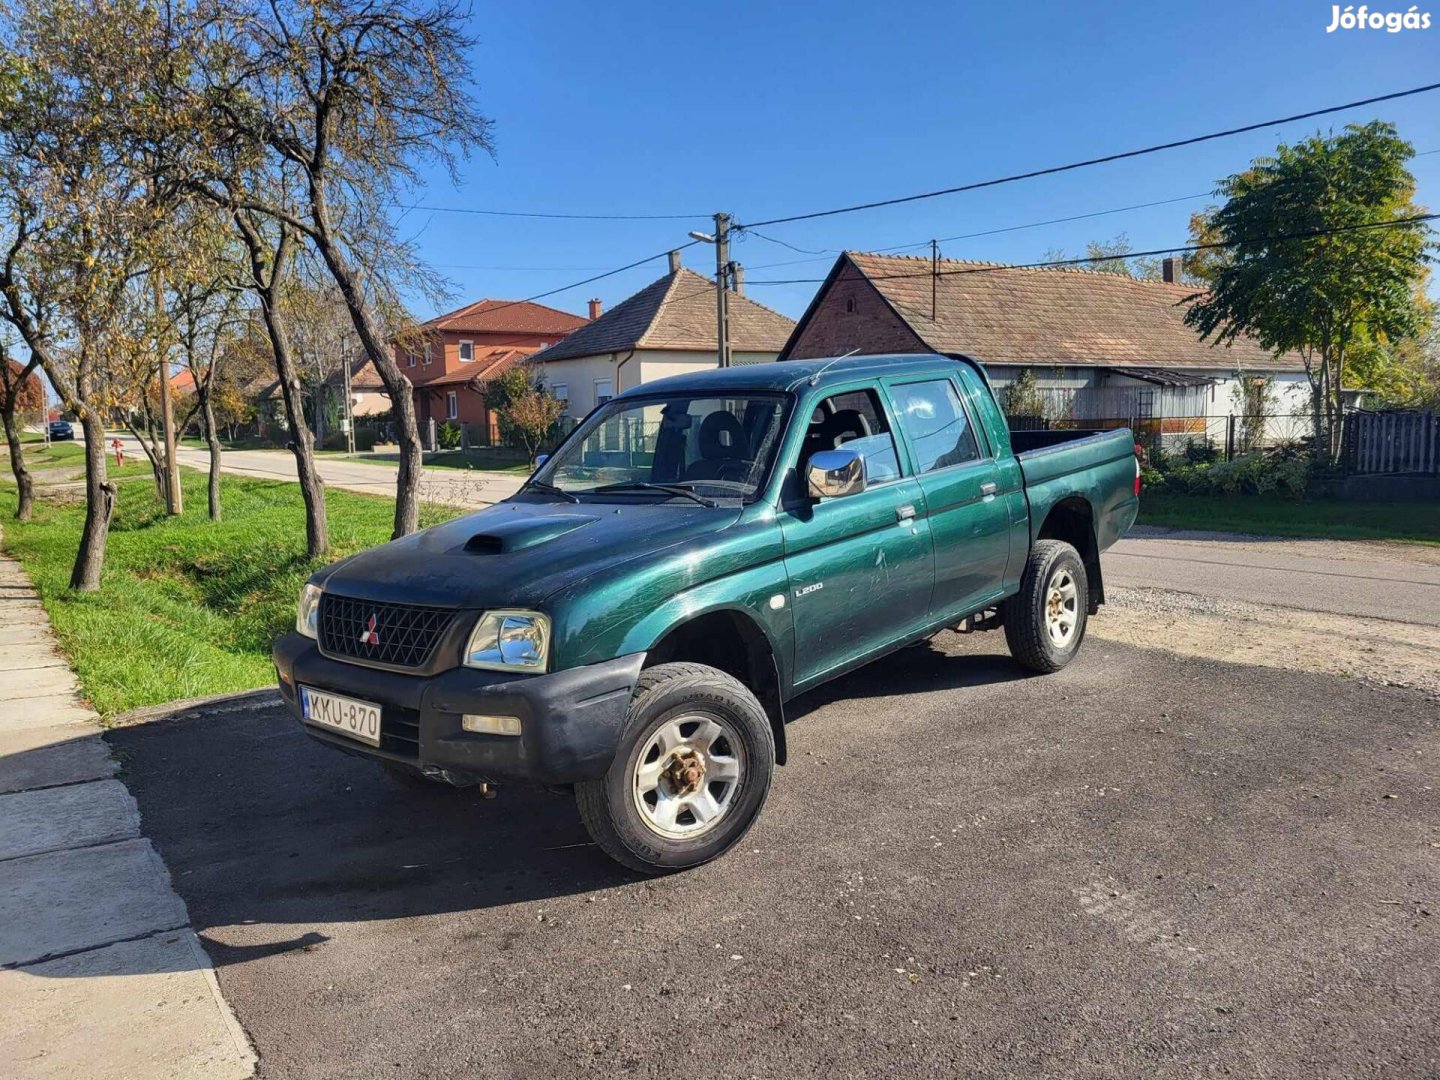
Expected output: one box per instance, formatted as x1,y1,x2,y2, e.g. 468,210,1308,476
534,392,790,500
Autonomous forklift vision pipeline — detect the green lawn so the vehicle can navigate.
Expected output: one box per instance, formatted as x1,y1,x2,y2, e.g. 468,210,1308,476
1137,493,1440,544
1,464,464,716
327,450,533,474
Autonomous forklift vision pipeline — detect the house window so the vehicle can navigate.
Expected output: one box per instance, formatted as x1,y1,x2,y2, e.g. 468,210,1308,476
445,391,458,420
423,341,433,366
552,383,569,413
406,351,416,367
594,379,614,406
844,297,857,314
459,340,474,362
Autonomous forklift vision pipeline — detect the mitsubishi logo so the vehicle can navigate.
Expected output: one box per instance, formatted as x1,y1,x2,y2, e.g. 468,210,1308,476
359,614,380,647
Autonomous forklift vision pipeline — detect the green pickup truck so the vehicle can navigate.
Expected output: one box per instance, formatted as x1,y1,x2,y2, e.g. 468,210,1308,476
273,352,1139,873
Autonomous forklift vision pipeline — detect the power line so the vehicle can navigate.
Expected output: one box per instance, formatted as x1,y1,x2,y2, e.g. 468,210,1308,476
433,240,704,321
737,82,1440,229
396,203,707,221
740,191,1215,271
742,213,1439,286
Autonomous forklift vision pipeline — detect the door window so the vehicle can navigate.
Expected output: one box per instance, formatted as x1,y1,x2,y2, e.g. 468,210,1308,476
890,379,980,473
446,391,458,420
800,388,901,484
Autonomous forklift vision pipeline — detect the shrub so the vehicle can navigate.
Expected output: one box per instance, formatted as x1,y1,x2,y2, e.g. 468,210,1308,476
437,422,461,450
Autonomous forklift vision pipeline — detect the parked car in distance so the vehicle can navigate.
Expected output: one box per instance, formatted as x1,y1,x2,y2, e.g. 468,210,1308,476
273,352,1141,873
48,419,74,440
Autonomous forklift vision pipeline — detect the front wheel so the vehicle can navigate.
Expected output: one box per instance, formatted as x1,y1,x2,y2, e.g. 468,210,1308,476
1004,539,1089,674
576,662,775,874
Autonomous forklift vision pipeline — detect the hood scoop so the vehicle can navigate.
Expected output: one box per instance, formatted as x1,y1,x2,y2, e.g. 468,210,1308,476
463,514,598,554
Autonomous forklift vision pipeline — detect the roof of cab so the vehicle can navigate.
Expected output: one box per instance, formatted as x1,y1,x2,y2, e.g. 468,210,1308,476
614,352,975,397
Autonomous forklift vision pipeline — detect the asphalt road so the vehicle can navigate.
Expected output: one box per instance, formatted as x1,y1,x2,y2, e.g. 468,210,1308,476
110,635,1439,1079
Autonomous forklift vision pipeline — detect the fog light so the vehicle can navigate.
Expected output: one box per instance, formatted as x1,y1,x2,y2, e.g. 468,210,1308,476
461,714,523,737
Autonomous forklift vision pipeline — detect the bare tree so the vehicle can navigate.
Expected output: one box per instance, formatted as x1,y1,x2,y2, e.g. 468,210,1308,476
172,0,494,539
174,267,248,520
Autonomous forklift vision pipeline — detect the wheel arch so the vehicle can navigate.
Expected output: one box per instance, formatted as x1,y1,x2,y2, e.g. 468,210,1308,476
1036,496,1103,611
642,606,788,766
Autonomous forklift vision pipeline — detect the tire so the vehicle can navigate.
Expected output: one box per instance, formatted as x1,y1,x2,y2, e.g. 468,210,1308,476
1004,539,1089,674
576,662,775,874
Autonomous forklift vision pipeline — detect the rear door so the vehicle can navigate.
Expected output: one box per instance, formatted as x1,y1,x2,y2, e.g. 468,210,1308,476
881,373,1012,623
779,386,935,690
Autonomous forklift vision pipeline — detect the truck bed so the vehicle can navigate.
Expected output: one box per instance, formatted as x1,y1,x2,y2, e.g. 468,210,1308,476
1012,427,1138,553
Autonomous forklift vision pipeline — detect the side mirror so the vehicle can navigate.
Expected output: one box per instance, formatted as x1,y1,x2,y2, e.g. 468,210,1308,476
807,448,867,499
534,454,549,469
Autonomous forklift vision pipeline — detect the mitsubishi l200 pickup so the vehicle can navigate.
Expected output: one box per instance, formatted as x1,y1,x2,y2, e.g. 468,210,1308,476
273,352,1140,873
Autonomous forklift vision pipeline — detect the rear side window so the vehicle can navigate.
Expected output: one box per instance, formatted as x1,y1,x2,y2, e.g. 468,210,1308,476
890,379,981,473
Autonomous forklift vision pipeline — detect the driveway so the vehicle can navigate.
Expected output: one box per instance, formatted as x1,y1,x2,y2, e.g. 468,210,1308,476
109,634,1439,1079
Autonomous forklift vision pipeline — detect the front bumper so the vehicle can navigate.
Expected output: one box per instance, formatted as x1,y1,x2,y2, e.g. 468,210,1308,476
272,632,645,786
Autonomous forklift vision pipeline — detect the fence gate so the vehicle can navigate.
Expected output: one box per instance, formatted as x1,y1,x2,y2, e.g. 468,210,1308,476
1346,410,1440,475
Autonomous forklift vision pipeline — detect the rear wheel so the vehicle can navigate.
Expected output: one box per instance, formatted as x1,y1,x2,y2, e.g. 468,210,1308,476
1004,539,1089,673
576,662,775,874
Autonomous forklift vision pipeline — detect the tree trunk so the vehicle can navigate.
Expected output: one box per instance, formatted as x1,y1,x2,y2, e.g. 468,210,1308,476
2,401,34,521
71,412,115,592
306,199,421,539
198,387,222,521
236,215,327,558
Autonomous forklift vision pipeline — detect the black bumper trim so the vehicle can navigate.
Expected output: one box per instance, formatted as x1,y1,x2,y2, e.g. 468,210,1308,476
273,633,644,786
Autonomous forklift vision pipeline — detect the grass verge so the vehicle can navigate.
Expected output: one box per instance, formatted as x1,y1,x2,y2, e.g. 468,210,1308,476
1137,493,1440,544
1,464,464,716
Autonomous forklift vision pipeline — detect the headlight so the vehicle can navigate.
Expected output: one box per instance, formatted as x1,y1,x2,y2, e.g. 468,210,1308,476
464,610,550,672
296,583,323,639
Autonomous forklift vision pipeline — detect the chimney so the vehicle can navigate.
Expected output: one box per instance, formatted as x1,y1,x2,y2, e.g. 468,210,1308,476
730,263,745,296
1161,256,1177,283
587,298,603,320
667,250,682,274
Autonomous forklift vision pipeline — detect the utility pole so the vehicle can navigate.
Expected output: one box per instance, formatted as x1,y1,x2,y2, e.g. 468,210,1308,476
154,267,182,514
714,212,732,368
341,356,355,454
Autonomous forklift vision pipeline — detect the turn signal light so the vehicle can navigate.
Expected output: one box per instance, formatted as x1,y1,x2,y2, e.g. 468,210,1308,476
462,714,523,737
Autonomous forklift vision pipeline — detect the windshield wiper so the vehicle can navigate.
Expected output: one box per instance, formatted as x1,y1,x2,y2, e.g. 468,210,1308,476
520,478,579,503
591,481,718,508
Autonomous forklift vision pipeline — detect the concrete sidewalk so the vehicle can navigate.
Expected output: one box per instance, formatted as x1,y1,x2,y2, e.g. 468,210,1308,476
0,544,256,1079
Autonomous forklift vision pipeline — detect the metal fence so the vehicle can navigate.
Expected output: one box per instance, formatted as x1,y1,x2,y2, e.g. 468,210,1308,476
1344,410,1440,475
1009,412,1320,461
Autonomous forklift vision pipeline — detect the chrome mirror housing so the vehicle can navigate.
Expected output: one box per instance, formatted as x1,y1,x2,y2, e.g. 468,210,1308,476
806,448,867,499
534,454,549,469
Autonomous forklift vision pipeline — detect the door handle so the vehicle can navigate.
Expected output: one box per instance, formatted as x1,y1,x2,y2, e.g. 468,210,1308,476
980,482,998,497
895,504,916,522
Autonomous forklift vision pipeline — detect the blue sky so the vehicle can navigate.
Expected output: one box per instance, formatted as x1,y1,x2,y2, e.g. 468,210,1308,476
400,0,1440,321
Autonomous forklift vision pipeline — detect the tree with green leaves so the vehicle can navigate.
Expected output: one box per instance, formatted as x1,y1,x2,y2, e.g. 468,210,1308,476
1183,121,1433,459
483,365,564,465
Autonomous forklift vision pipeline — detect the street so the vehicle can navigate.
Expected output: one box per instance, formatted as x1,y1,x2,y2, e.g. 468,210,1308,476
110,631,1439,1079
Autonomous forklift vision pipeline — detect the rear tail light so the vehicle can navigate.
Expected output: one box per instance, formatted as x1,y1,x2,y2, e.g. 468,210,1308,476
1134,458,1143,496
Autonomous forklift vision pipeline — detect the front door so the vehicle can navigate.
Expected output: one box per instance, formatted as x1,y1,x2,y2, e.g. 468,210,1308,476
779,387,935,690
882,375,1012,622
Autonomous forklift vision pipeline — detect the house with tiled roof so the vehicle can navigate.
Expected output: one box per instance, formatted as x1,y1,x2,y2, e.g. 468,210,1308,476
780,251,1311,423
528,252,796,418
397,297,591,432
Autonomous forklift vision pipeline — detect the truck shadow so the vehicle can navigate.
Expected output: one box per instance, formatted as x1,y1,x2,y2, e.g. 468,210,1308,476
20,641,1026,977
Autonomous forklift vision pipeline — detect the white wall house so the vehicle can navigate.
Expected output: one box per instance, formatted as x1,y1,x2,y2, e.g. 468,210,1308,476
529,254,795,420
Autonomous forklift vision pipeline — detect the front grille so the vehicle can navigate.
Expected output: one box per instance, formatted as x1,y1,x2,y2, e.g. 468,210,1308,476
318,594,455,670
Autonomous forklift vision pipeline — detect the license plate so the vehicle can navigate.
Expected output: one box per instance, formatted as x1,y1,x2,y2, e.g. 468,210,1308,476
300,686,382,747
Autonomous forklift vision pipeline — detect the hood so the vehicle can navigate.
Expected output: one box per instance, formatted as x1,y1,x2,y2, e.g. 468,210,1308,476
314,497,742,609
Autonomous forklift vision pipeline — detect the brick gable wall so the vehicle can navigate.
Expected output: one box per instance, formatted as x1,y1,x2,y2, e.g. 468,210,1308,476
785,264,929,360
